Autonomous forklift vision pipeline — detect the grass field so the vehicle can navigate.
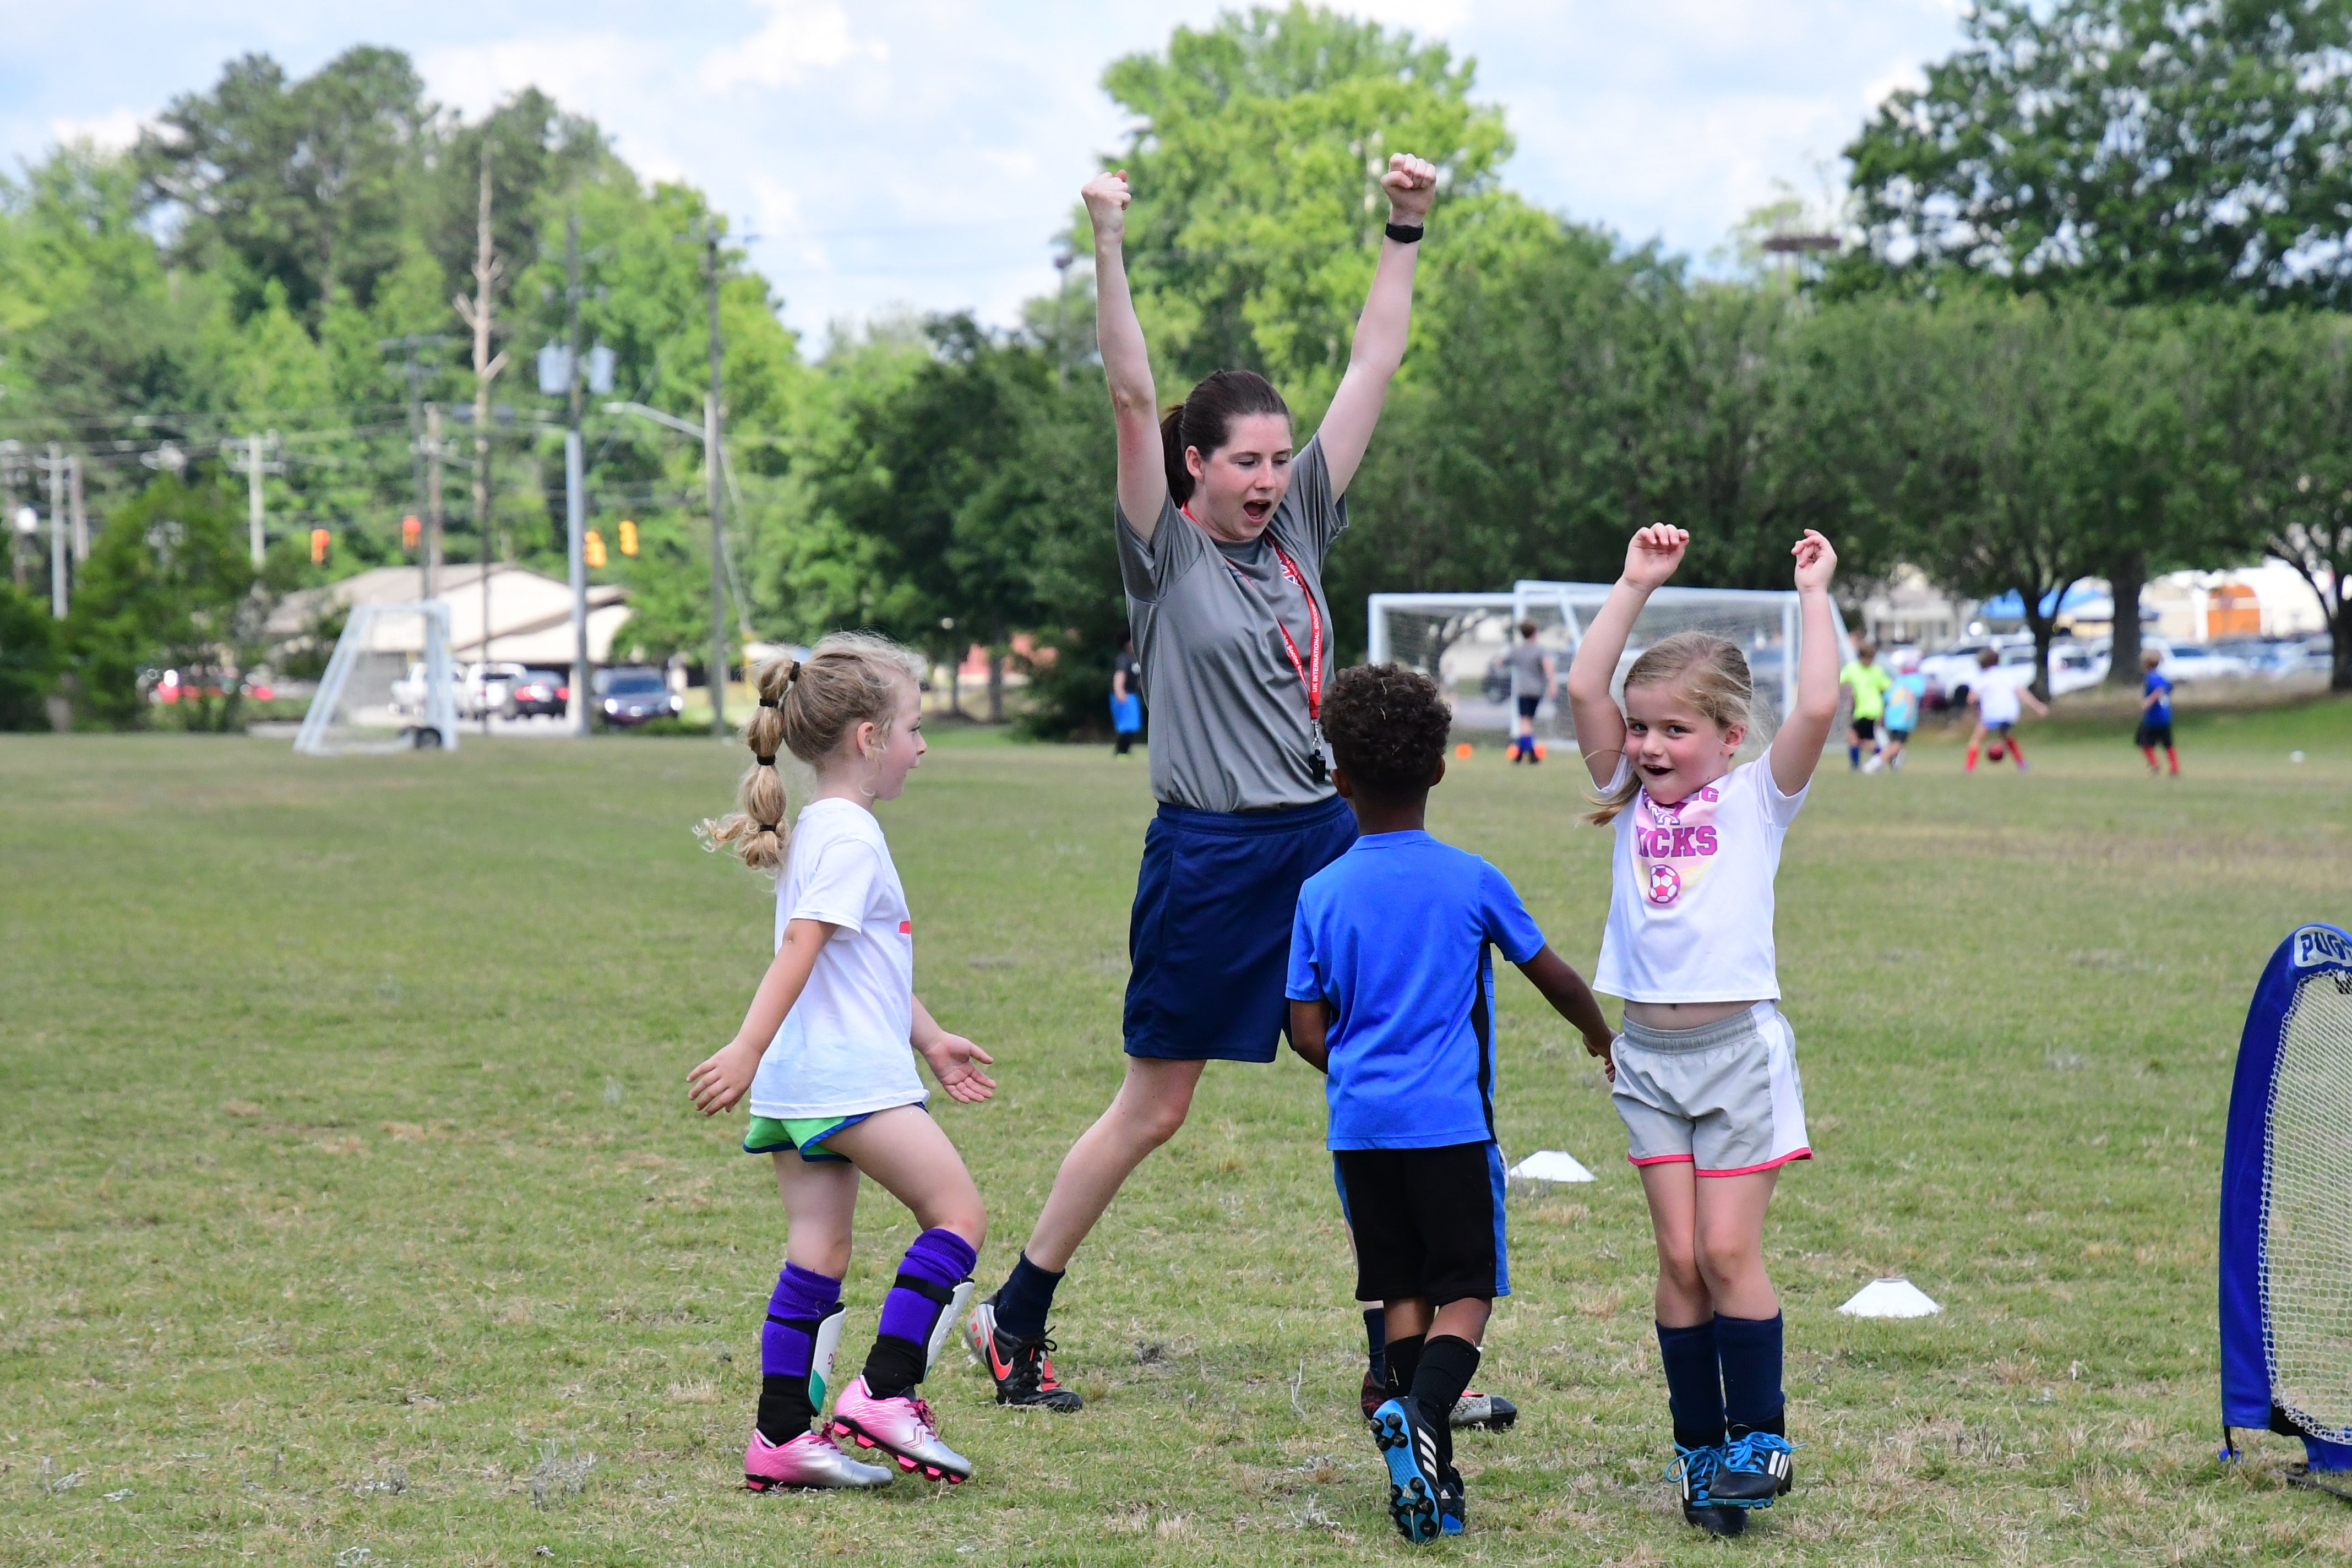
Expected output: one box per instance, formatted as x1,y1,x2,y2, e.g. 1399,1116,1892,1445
7,701,2352,1566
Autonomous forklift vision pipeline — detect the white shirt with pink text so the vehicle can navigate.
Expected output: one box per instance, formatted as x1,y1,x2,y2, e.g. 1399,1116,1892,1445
1593,756,1807,1005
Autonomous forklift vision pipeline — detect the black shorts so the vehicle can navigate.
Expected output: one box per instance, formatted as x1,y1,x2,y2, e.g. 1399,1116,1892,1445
1853,716,1877,741
1515,695,1541,719
2135,717,2174,749
1332,1142,1510,1305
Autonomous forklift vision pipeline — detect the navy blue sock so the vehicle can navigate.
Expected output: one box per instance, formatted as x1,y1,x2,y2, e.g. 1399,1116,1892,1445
1363,1308,1387,1382
1848,744,1861,768
1714,1311,1785,1434
994,1251,1063,1342
1657,1319,1726,1450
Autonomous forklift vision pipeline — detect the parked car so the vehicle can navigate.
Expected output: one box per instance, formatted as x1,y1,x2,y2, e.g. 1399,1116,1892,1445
2157,643,2255,683
390,660,463,717
503,668,568,718
1916,633,2035,707
456,661,529,718
598,666,682,727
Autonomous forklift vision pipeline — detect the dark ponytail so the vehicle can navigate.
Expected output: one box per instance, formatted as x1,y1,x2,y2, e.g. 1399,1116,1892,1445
1160,369,1291,506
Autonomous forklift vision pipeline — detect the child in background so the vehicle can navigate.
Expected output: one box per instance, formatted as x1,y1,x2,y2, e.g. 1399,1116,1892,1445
1863,657,1925,774
1564,524,1841,1539
2137,650,2179,776
1286,664,1615,1544
1964,647,2047,772
1838,641,1892,770
689,635,1000,1491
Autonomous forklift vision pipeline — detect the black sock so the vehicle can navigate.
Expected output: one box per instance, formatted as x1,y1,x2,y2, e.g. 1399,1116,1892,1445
859,1333,928,1401
756,1373,815,1444
1363,1308,1387,1382
1411,1335,1481,1471
1384,1333,1425,1403
1714,1312,1784,1435
994,1251,1063,1342
1657,1319,1726,1450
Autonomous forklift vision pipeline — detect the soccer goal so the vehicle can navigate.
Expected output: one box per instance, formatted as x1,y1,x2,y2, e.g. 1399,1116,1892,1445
292,601,460,755
1366,582,1853,743
2222,922,2352,1487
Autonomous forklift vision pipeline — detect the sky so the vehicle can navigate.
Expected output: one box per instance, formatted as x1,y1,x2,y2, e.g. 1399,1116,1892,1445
1,1,1966,344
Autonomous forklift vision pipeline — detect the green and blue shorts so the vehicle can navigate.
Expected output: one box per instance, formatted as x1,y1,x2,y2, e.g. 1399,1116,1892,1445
743,1112,872,1162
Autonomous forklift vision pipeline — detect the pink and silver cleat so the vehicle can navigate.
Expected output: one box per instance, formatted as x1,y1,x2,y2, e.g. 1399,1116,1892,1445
830,1375,974,1483
743,1428,896,1491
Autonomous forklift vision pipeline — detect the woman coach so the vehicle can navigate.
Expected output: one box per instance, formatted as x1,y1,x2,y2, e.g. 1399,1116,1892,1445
962,150,1439,1407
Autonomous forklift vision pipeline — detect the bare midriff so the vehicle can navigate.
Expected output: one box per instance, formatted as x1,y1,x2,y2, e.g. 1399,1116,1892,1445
1623,998,1761,1030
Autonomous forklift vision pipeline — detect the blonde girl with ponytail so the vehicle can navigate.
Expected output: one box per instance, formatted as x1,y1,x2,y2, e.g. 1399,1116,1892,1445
1562,525,1841,1539
688,633,998,1493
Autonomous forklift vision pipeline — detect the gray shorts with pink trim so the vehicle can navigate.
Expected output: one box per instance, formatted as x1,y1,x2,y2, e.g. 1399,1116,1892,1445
1610,1001,1811,1177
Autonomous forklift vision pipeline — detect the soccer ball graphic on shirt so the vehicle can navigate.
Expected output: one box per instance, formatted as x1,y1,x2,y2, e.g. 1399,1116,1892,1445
1647,862,1683,905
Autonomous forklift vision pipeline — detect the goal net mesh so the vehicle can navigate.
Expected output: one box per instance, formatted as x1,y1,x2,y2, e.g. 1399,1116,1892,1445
2263,971,2352,1441
1368,584,1848,748
293,603,458,755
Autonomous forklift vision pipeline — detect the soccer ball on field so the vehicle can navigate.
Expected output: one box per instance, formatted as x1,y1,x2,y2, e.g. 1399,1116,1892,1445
1988,743,2007,763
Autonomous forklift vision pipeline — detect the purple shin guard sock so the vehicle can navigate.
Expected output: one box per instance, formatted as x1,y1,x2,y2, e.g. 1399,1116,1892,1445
861,1228,979,1399
757,1262,842,1442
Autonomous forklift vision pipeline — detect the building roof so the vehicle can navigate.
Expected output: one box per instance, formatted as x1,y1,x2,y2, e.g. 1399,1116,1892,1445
271,564,633,663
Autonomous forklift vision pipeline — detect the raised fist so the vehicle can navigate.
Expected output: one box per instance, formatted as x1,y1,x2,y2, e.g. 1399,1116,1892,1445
1082,170,1133,245
1381,153,1439,225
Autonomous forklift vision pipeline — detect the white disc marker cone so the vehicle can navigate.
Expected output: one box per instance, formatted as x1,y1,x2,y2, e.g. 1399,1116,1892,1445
1837,1277,1942,1318
1507,1149,1596,1184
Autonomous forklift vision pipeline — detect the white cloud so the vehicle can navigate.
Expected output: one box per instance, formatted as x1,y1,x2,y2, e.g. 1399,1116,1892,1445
700,0,881,92
47,107,144,151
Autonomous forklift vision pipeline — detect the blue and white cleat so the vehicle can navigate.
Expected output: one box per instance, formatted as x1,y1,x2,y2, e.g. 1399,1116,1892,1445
1668,1442,1745,1537
1369,1397,1445,1544
1711,1430,1796,1508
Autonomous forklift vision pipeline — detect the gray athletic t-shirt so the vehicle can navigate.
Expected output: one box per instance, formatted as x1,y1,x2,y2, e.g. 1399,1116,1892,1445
1505,640,1552,699
1115,434,1346,813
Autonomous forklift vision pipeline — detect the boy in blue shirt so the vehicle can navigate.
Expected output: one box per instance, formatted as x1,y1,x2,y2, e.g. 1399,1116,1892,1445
2137,650,2178,775
1287,664,1615,1544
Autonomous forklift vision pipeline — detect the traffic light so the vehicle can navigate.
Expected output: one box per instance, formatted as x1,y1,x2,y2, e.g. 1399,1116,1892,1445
585,528,607,569
310,527,331,564
618,518,638,557
401,515,421,551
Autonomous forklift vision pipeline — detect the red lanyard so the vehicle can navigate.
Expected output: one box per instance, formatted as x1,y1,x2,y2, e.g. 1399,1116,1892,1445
1185,507,1322,721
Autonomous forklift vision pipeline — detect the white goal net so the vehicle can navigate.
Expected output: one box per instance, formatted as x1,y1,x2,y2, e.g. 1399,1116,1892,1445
1367,582,1852,744
293,601,460,755
2263,969,2352,1442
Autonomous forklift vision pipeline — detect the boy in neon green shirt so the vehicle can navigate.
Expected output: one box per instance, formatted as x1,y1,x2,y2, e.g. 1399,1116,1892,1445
1839,641,1892,770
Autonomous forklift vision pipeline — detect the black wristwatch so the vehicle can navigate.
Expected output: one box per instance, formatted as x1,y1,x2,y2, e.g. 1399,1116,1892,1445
1384,221,1424,244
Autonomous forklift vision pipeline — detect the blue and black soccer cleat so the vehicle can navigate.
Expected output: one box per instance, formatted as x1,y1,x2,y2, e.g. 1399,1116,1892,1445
1436,1463,1466,1536
1668,1442,1745,1537
1369,1397,1445,1544
1709,1430,1796,1508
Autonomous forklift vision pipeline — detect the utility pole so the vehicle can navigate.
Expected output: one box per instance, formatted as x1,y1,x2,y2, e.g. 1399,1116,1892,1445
423,402,446,600
379,333,453,592
451,140,508,733
68,454,86,563
564,214,592,738
221,432,282,568
36,443,69,616
697,220,729,735
1,442,23,590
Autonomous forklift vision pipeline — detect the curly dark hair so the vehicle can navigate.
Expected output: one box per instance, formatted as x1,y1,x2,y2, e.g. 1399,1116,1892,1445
1324,664,1452,805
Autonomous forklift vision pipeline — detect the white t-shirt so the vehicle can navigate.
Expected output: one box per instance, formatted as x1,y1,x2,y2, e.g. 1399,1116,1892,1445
1974,668,2026,725
1594,756,1807,1004
746,798,929,1119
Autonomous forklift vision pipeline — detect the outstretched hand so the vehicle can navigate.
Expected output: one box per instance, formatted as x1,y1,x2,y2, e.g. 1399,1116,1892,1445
1381,154,1439,224
1082,170,1133,246
1621,524,1689,590
922,1033,997,1104
1790,529,1837,593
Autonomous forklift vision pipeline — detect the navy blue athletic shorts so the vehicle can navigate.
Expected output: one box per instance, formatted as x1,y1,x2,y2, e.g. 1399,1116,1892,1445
1123,794,1357,1062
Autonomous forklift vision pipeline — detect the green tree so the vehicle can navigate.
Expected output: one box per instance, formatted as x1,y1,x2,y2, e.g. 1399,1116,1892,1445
1098,4,1512,411
63,474,261,729
0,581,60,730
1840,0,2352,307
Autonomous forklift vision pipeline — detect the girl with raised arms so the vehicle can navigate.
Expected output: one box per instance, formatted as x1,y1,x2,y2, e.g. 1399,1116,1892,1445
688,634,999,1491
961,151,1438,1408
1563,525,1841,1538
